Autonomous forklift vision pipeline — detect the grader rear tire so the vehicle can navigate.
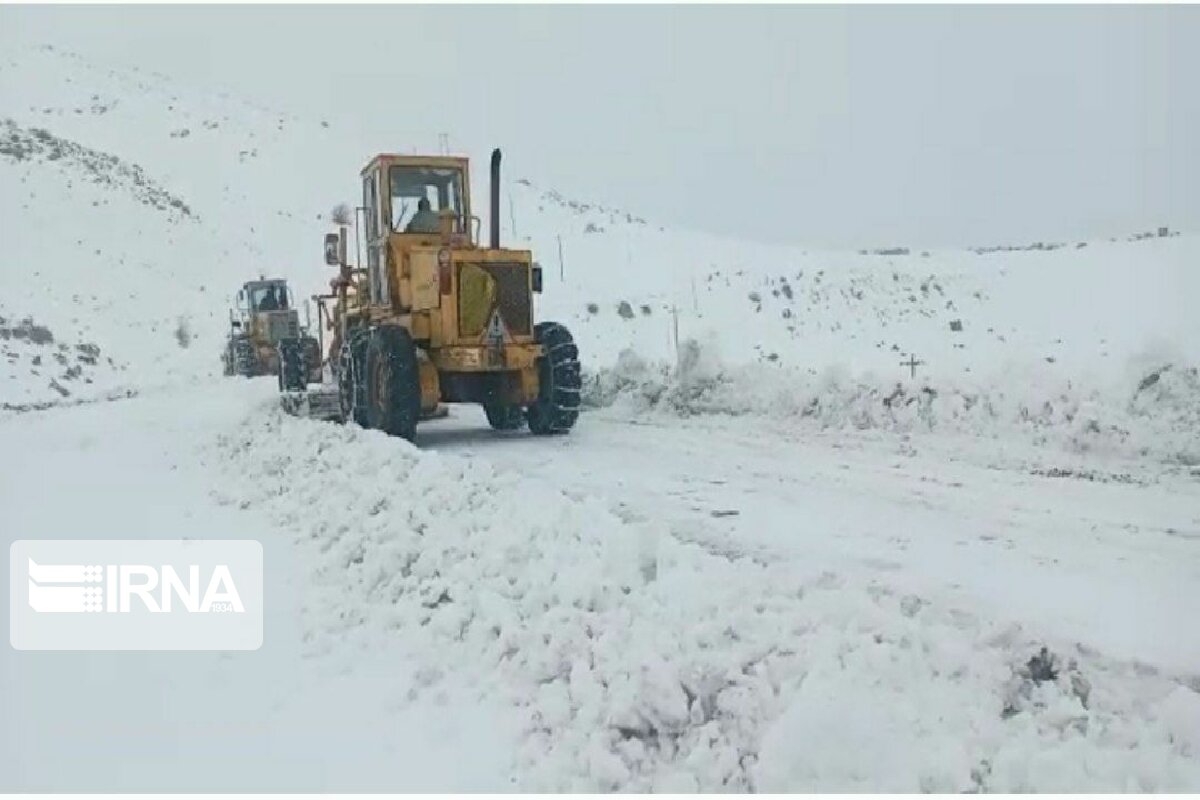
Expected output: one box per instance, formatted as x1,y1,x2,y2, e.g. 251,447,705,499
526,322,581,435
365,325,421,442
484,402,525,431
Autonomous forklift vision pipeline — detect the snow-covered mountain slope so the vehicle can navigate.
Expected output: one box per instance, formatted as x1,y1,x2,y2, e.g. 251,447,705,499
0,43,354,405
516,176,1198,380
3,42,1197,410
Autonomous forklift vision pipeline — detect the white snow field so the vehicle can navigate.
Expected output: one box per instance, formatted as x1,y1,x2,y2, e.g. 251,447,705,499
2,42,1199,791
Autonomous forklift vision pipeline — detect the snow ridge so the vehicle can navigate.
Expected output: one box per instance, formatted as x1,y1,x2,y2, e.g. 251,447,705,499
582,344,1200,469
209,405,1199,791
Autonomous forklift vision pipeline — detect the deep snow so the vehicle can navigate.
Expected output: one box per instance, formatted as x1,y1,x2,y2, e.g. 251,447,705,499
209,396,1200,791
2,39,1199,792
0,382,517,791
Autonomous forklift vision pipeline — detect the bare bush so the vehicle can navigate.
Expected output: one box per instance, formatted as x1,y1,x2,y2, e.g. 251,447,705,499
174,316,192,349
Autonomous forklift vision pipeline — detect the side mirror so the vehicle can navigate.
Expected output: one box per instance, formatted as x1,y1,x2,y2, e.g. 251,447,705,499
531,265,543,294
324,233,341,266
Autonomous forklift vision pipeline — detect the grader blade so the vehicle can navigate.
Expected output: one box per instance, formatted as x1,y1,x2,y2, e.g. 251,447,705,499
280,386,342,422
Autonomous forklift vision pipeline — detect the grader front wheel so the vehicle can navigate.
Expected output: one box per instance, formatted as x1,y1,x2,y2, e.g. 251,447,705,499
526,322,582,435
336,331,369,427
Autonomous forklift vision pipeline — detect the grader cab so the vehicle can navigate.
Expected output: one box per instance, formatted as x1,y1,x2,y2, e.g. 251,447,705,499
316,149,580,441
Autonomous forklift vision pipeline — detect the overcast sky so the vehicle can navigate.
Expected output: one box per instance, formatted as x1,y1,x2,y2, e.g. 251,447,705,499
3,5,1197,249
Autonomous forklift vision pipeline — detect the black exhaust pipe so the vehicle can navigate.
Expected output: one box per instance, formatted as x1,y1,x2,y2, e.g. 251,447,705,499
490,148,501,249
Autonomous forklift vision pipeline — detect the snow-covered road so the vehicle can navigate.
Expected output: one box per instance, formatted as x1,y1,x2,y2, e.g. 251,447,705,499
3,380,1199,791
0,383,516,791
422,404,1200,676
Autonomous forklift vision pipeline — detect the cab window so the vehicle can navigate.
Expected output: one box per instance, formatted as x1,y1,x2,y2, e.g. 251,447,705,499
249,283,288,312
389,166,464,231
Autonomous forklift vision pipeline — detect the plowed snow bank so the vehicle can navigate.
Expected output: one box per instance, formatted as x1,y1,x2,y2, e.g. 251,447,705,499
209,405,1200,791
583,342,1200,467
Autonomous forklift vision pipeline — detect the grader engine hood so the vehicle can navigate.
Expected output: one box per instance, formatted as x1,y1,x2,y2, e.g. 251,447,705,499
456,260,533,342
252,310,300,344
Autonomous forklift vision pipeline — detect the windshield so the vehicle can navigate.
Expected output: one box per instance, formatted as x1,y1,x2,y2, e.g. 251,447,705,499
389,165,465,233
247,282,289,312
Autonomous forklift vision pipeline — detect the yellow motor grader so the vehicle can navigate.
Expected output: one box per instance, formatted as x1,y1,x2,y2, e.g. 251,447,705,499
289,149,580,441
223,277,321,387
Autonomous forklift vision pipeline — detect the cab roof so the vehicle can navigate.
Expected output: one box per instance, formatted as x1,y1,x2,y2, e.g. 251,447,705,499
361,154,470,175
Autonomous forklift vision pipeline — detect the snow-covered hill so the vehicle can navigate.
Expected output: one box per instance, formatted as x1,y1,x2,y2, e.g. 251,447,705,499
3,43,1197,412
3,41,1199,793
515,176,1198,379
0,44,352,406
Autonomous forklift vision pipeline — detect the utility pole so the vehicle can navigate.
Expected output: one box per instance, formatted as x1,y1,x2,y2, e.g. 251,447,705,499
671,305,680,366
557,234,565,282
438,133,449,155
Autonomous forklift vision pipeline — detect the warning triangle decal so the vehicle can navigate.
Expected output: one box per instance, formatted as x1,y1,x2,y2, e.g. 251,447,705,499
485,309,508,342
